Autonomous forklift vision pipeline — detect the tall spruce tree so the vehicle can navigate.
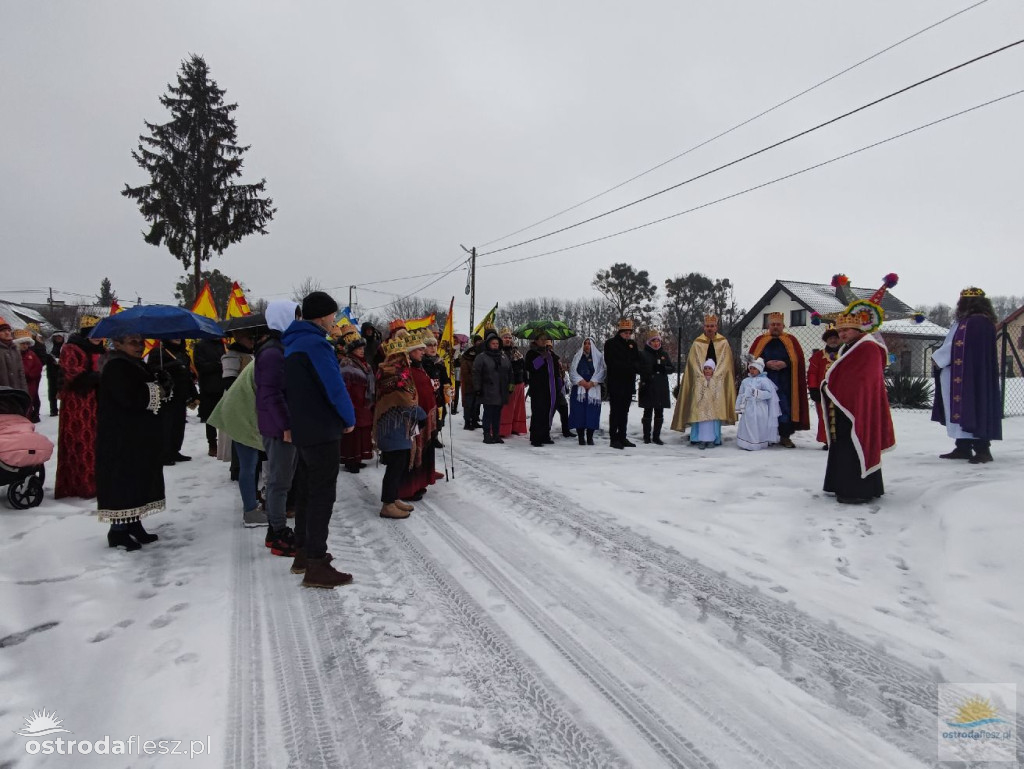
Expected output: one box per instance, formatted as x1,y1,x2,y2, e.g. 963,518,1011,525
122,55,275,296
96,277,118,307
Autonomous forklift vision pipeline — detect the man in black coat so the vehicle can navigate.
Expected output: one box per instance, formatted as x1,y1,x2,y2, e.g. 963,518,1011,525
45,332,65,416
361,322,382,372
192,337,225,456
603,318,644,449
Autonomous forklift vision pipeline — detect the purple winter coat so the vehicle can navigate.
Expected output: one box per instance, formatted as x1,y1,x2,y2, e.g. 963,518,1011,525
254,336,290,439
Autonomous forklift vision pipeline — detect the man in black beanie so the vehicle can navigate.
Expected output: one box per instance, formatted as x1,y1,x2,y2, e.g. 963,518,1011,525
282,291,356,588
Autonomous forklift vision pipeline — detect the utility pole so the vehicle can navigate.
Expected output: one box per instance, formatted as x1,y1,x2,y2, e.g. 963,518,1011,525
348,285,354,312
461,245,476,336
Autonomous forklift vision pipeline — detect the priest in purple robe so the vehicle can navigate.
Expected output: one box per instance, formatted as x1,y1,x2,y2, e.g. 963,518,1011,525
931,287,1002,464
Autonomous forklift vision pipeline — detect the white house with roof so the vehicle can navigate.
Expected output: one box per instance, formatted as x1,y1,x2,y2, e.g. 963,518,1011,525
732,279,947,377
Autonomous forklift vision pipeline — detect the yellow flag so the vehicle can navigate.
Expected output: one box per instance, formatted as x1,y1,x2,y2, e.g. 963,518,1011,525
439,298,455,382
472,303,497,339
226,281,252,318
405,312,436,331
191,281,219,320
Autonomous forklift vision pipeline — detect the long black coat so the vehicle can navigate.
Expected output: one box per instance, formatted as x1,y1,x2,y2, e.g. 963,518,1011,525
603,334,644,400
524,344,557,418
96,353,165,519
638,345,675,409
192,338,225,420
473,349,512,406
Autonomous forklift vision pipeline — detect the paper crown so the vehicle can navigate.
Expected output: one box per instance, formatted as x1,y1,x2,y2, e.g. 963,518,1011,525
618,318,634,331
404,329,428,352
12,328,34,343
26,322,40,334
79,315,101,329
388,318,406,334
960,286,985,298
498,327,513,337
704,314,718,324
382,335,408,357
767,311,784,323
837,300,883,333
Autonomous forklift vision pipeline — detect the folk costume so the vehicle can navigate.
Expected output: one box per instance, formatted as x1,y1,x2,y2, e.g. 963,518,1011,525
748,317,808,444
96,349,167,549
374,337,426,517
398,332,438,501
822,280,897,504
336,326,375,472
735,358,781,451
55,318,105,499
569,337,606,446
670,319,736,440
691,359,723,447
931,288,1002,463
499,329,528,437
807,330,842,447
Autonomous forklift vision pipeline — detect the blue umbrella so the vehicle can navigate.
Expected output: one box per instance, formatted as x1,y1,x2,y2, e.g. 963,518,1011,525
89,305,225,340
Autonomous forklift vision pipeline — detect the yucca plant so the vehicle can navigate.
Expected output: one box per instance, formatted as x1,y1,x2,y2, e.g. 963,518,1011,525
885,371,934,409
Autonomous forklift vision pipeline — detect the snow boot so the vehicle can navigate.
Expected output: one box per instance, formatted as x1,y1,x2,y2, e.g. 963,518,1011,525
578,432,586,446
940,441,973,460
380,502,411,519
394,500,414,512
969,448,994,464
622,438,636,448
301,558,353,589
108,529,141,551
586,430,595,446
290,549,332,574
126,520,158,544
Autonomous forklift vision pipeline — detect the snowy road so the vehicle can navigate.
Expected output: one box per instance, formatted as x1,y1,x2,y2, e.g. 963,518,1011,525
3,410,1021,767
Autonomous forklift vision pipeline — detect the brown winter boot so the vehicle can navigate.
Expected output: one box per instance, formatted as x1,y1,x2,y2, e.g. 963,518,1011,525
380,503,411,519
393,500,414,512
301,558,353,589
291,548,332,574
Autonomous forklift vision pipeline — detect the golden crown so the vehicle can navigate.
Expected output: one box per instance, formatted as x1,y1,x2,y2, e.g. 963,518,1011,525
79,315,101,329
704,314,718,324
768,312,784,323
960,287,985,298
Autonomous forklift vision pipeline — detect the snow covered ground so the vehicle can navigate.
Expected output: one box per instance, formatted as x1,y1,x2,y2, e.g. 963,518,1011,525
1,398,1021,768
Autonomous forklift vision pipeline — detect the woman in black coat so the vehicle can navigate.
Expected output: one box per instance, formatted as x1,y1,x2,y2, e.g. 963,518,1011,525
638,331,675,444
147,339,198,465
472,330,512,444
97,334,169,550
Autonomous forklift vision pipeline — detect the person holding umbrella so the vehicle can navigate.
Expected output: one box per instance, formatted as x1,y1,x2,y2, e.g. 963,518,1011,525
97,333,170,550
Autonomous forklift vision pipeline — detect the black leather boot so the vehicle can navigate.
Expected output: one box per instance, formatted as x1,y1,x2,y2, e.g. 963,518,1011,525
126,520,159,544
108,528,141,551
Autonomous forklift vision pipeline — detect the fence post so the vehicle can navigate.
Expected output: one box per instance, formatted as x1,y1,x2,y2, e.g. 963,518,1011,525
1001,328,1008,418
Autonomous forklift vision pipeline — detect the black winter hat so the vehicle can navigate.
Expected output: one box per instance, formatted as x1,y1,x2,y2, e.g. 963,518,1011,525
301,291,338,320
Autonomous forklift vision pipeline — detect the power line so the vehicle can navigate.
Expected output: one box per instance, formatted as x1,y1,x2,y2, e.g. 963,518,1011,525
474,88,1024,271
476,0,993,249
362,259,470,311
477,38,1024,258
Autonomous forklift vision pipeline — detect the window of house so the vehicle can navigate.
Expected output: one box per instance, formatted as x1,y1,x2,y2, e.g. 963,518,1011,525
790,309,807,327
762,313,771,329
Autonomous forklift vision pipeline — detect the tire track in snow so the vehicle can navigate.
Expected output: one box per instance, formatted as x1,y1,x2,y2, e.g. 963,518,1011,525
225,520,402,769
455,450,941,765
336,478,622,768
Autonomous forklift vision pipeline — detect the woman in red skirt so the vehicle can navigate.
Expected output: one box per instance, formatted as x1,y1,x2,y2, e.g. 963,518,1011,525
336,326,375,473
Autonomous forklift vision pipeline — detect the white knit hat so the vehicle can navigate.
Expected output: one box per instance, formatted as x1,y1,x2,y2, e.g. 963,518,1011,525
702,359,717,372
749,357,765,373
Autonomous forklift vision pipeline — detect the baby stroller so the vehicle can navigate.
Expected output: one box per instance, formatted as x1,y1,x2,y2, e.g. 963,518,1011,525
0,387,53,509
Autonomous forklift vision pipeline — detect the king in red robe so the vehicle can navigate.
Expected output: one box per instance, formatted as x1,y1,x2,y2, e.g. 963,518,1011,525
821,325,895,504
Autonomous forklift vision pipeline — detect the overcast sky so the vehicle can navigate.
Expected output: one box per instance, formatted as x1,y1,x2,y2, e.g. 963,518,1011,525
2,0,1022,325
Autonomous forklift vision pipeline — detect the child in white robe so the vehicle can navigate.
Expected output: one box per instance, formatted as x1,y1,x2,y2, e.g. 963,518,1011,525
735,358,781,451
691,359,721,449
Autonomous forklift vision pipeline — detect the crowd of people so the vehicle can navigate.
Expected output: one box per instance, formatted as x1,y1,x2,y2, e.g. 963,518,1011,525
0,283,1005,588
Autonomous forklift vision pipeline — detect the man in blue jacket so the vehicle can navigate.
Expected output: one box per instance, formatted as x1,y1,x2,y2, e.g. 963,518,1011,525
283,291,356,588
